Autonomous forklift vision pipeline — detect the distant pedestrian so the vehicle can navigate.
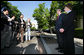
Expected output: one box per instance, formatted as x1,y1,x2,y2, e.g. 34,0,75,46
26,18,32,41
16,14,25,43
1,8,15,49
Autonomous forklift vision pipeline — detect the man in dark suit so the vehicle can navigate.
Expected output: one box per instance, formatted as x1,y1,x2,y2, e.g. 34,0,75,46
55,9,66,52
1,8,15,49
59,3,75,54
16,14,26,43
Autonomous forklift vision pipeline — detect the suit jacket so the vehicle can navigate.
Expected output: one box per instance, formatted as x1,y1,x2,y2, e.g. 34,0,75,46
17,18,26,30
11,20,18,31
62,11,75,32
1,12,10,31
61,11,76,54
1,12,9,25
55,13,66,33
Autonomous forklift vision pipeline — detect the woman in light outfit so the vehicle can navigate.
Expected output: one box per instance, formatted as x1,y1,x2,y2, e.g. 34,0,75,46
26,19,32,41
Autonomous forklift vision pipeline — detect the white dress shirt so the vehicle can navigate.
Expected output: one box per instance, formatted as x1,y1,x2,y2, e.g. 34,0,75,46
66,10,72,14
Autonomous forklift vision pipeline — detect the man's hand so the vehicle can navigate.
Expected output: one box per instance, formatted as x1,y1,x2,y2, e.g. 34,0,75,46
8,16,15,21
8,19,12,21
59,28,64,33
11,16,15,20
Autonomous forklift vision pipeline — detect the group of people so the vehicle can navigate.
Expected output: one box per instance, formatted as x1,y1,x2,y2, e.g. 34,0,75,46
55,3,75,54
16,14,32,43
1,3,76,54
1,8,32,49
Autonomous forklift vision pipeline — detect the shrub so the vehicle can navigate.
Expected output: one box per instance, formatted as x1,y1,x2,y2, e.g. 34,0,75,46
74,28,83,39
31,27,36,31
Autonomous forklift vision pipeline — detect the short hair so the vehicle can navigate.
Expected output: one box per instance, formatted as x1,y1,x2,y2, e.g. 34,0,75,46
20,14,24,18
20,14,24,16
57,9,61,12
65,3,72,10
3,8,9,11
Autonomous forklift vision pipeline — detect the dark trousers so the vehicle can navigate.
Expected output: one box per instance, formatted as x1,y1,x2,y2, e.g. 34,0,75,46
1,24,12,49
63,30,75,54
57,33,63,49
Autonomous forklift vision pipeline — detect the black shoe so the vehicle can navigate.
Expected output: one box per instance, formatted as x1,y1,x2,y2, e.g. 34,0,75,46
58,49,64,53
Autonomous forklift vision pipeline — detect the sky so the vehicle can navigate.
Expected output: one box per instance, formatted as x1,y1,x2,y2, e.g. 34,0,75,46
8,1,52,25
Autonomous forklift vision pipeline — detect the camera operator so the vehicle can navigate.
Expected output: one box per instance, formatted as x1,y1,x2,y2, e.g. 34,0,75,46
1,8,15,49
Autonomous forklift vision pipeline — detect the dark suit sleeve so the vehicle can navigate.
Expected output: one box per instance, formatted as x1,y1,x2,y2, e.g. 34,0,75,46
1,13,8,21
57,16,62,32
58,14,66,32
18,18,22,25
62,12,75,31
55,14,65,33
11,20,15,24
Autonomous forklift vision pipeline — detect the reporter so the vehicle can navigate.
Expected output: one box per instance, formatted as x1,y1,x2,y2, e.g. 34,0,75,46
16,14,25,43
1,8,15,49
26,18,32,41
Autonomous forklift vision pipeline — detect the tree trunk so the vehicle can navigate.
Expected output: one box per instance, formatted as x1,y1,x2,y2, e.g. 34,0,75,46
50,27,53,34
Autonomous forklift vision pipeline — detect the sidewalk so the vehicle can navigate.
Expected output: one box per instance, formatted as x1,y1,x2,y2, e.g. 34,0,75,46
1,31,46,54
1,31,83,54
41,32,83,45
40,32,83,54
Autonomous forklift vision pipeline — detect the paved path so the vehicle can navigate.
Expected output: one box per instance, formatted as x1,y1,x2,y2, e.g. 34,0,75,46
40,32,83,54
1,31,46,54
1,31,83,54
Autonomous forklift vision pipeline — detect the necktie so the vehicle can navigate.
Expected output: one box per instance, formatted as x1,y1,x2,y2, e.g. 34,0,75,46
57,16,59,20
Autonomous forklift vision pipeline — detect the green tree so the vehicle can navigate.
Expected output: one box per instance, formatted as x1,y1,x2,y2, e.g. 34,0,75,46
33,3,49,32
31,27,36,31
49,1,59,33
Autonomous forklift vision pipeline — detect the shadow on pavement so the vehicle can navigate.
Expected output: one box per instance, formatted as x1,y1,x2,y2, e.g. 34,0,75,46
1,36,47,54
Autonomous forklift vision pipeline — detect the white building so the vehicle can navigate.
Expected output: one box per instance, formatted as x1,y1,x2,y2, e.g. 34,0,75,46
31,20,38,29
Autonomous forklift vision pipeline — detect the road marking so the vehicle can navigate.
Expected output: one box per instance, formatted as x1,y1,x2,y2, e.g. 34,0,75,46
22,48,26,54
40,35,52,54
